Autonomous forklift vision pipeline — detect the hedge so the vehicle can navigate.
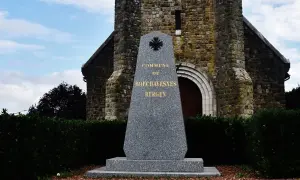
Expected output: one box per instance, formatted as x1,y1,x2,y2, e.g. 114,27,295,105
245,109,300,178
0,114,126,179
1,109,300,179
185,115,247,165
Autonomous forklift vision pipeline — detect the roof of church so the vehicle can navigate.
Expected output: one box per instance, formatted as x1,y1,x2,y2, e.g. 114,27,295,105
82,17,290,71
82,31,115,69
243,17,290,64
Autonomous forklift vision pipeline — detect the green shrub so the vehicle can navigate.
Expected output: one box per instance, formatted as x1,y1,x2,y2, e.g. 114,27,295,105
185,116,248,165
0,114,126,179
246,109,300,178
1,109,300,179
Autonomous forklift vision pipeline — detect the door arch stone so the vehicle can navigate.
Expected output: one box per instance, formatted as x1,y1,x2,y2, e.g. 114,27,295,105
176,63,217,116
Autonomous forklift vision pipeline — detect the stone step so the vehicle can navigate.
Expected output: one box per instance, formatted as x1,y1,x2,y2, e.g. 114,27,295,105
106,157,204,172
85,166,221,178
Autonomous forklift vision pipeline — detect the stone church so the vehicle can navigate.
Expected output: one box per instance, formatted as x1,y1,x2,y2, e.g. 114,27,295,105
81,0,291,121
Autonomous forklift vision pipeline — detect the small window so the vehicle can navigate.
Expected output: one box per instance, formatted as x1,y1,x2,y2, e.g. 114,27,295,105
175,10,181,30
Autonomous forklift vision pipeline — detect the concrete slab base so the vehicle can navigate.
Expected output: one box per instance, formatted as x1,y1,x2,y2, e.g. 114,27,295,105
84,157,221,178
84,167,221,178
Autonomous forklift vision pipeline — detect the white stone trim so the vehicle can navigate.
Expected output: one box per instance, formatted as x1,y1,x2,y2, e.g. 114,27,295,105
176,63,217,116
175,30,182,36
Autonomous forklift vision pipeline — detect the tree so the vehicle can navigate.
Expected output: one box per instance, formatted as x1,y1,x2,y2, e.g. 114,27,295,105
28,82,86,120
1,108,8,115
285,85,300,110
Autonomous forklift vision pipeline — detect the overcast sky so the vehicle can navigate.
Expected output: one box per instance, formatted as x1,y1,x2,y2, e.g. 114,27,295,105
0,0,299,113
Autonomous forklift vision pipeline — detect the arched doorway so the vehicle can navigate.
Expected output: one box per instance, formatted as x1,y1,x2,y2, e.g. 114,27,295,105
176,62,217,117
178,77,202,119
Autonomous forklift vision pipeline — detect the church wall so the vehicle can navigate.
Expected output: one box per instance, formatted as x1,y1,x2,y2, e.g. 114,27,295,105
175,0,216,79
83,0,290,121
104,0,254,120
85,39,114,120
244,24,286,112
213,0,253,117
106,0,218,120
104,0,141,120
140,0,216,75
141,0,181,35
139,0,253,118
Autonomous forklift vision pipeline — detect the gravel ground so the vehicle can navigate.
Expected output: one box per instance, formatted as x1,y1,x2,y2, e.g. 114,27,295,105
50,165,298,180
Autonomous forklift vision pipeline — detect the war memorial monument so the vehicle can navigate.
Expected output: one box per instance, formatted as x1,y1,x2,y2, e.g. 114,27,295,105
84,32,221,178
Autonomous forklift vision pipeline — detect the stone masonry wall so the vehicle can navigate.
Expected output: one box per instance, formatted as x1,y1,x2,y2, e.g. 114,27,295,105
244,24,286,112
141,0,181,34
214,0,253,117
83,38,114,120
139,0,217,77
104,0,255,120
179,0,216,77
141,0,253,117
105,0,141,120
83,0,290,121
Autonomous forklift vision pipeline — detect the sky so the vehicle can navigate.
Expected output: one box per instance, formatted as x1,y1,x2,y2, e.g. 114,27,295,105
0,0,299,114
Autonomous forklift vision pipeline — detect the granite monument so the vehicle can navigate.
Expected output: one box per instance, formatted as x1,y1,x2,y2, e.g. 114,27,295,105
85,31,221,178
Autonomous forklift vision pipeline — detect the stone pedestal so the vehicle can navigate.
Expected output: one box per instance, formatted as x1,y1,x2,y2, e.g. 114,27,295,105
85,157,220,178
84,32,220,178
106,157,204,172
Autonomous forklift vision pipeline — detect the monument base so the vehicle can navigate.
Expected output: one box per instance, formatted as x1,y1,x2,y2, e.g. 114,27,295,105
84,157,221,178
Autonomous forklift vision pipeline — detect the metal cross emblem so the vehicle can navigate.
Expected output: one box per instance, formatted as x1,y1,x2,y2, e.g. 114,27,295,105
149,37,163,51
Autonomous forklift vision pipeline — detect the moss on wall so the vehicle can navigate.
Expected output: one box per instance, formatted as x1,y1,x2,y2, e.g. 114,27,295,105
83,0,288,120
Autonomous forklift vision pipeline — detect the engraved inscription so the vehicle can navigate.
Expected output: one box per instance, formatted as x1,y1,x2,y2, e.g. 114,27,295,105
135,81,177,87
136,57,177,98
145,92,167,98
142,64,169,68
